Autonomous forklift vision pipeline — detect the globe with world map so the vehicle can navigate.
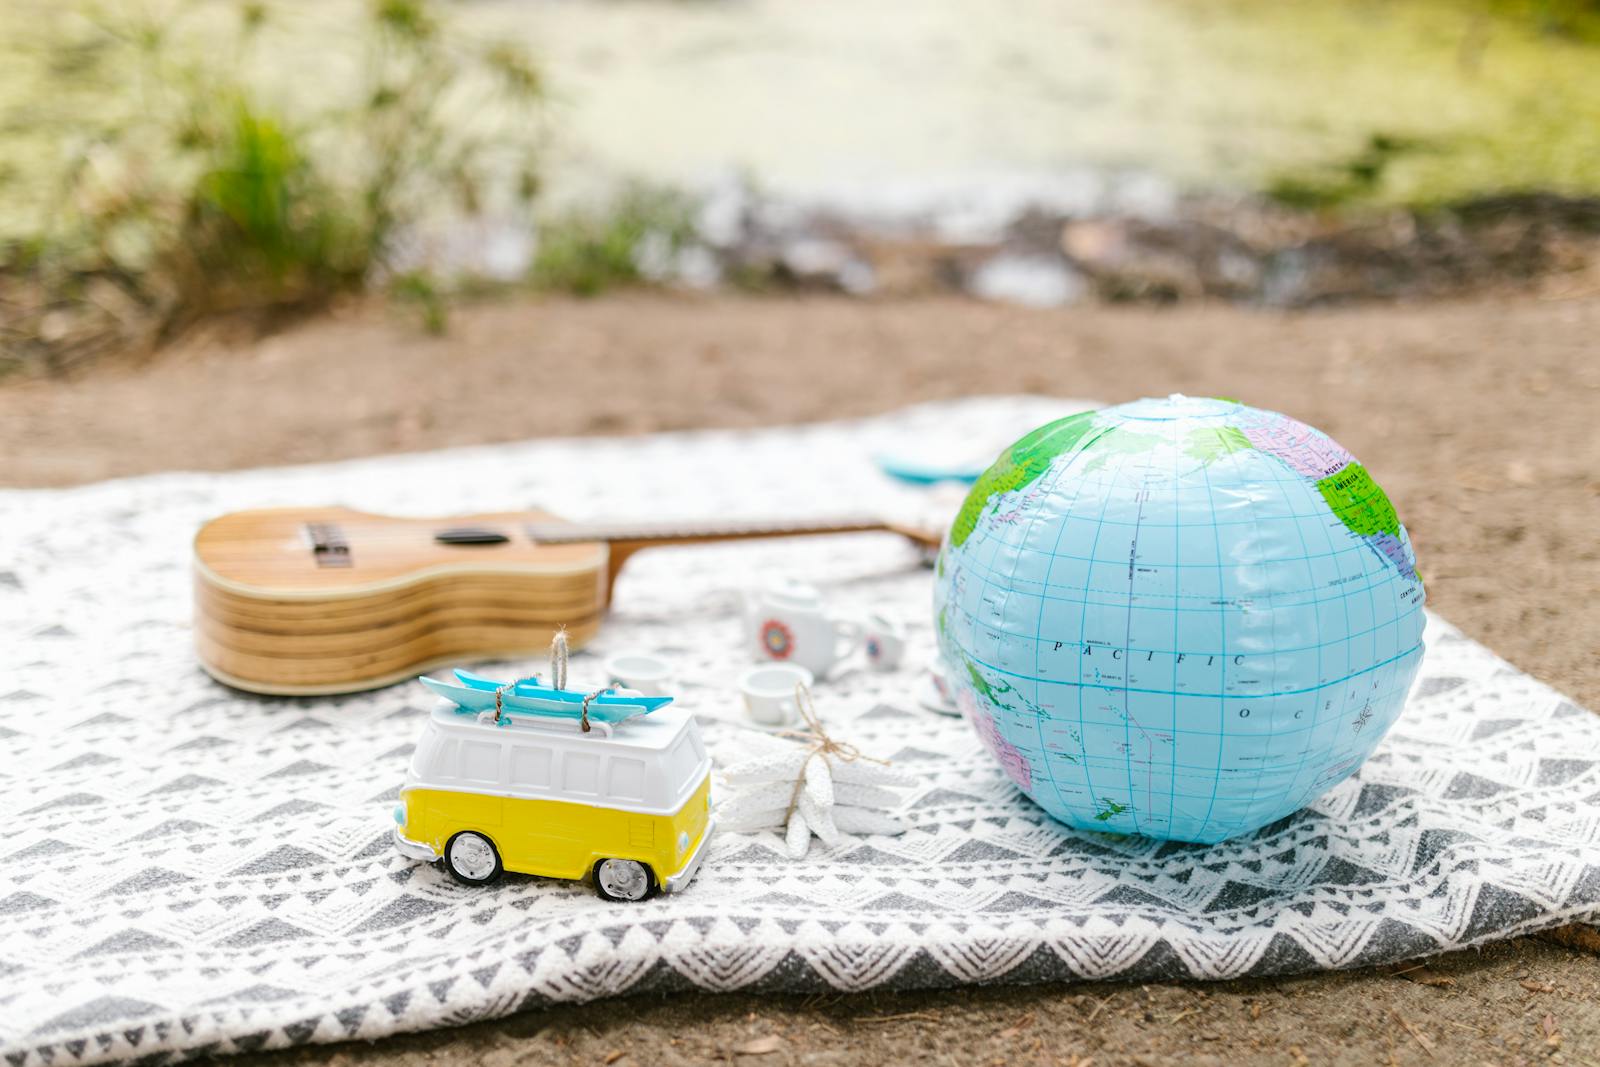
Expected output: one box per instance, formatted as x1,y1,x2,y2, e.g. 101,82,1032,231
933,395,1427,843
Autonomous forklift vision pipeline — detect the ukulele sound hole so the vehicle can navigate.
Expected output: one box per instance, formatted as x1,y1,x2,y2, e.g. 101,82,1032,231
306,522,352,567
434,527,511,545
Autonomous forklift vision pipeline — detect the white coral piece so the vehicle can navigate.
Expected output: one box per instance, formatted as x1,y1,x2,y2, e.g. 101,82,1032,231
717,729,916,859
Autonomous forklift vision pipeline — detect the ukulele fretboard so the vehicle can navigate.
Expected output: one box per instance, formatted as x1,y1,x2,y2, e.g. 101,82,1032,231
523,516,893,545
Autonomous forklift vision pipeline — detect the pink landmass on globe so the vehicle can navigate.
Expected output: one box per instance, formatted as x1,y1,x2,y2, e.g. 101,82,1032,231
1240,413,1355,480
958,688,1033,791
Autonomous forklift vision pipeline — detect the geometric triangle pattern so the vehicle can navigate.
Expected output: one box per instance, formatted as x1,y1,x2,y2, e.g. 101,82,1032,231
2,397,1597,1065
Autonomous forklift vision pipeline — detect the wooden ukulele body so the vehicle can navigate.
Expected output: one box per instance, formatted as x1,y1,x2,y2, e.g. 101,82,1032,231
194,507,609,695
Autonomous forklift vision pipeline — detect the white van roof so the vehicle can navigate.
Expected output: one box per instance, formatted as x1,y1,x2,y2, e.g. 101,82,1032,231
425,701,692,752
412,700,708,814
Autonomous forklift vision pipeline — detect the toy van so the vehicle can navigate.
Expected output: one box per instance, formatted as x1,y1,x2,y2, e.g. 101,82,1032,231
392,701,714,900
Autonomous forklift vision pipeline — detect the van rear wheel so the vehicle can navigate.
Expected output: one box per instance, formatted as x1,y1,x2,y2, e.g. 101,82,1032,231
444,831,503,886
594,858,655,902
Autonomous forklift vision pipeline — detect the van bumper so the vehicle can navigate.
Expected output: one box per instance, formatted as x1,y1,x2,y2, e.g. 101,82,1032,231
393,827,440,863
663,816,715,894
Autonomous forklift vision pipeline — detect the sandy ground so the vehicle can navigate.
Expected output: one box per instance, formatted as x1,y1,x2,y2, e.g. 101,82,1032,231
4,293,1599,1062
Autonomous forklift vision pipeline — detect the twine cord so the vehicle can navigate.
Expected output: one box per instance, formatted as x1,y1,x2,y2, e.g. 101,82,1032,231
491,629,577,729
780,683,887,824
579,689,607,733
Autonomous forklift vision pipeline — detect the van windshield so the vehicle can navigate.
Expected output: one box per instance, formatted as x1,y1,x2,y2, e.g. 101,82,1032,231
409,723,437,776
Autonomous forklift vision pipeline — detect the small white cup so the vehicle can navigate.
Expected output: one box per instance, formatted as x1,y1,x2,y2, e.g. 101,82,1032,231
738,663,814,726
862,613,907,671
604,652,675,697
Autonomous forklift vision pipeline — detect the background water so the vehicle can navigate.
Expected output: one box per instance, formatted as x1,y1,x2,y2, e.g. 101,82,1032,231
466,0,1600,205
6,0,1599,233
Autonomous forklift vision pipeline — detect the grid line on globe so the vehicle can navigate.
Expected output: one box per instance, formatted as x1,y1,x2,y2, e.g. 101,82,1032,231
935,395,1426,843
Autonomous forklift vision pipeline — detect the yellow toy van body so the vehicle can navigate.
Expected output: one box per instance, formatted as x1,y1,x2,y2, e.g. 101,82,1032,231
392,702,714,900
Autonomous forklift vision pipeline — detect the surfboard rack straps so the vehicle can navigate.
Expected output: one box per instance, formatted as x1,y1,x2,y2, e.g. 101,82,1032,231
471,702,615,737
579,689,607,733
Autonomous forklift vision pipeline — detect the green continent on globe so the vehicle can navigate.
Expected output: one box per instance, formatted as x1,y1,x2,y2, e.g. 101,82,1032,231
949,411,1100,547
1184,425,1253,464
1075,426,1168,472
963,656,1016,711
1315,462,1401,538
1094,798,1130,822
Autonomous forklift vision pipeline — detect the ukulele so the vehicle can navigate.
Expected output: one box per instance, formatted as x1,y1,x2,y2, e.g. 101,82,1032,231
193,506,941,695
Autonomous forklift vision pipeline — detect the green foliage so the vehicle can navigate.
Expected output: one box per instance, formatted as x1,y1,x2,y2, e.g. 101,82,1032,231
372,0,437,42
1483,0,1600,41
0,0,545,370
531,185,695,297
1267,134,1428,211
388,269,449,334
1184,0,1600,208
173,95,368,307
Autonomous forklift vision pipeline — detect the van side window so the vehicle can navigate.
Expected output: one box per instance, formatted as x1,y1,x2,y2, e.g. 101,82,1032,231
607,757,647,802
428,739,458,778
510,746,551,788
459,741,501,784
563,752,600,794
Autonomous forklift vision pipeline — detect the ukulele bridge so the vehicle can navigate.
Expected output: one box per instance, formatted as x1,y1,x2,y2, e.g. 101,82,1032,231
305,522,352,567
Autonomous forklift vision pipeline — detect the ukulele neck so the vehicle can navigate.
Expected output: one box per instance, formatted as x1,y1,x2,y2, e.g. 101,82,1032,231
525,515,939,602
524,515,903,549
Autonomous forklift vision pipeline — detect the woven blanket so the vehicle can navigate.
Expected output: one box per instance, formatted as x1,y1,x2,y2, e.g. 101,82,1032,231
2,398,1598,1066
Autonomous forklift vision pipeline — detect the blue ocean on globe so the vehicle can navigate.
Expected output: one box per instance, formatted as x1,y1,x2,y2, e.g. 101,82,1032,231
933,395,1427,843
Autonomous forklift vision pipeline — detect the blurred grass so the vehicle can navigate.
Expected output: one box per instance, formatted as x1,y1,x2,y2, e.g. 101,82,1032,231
531,185,696,297
0,0,544,373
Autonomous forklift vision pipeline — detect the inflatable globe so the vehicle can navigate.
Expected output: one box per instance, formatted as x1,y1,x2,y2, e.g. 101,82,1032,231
933,395,1426,843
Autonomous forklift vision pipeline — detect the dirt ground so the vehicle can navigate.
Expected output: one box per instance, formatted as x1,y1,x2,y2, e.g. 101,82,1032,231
4,293,1599,1063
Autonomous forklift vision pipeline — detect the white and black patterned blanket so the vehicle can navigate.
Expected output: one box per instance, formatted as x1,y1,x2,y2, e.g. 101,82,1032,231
2,398,1597,1065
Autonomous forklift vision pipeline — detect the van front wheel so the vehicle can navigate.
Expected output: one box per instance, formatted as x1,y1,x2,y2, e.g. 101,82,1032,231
594,858,655,902
444,831,503,886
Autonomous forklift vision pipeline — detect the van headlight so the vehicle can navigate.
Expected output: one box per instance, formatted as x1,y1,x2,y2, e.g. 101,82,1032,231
678,830,690,855
393,803,407,827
